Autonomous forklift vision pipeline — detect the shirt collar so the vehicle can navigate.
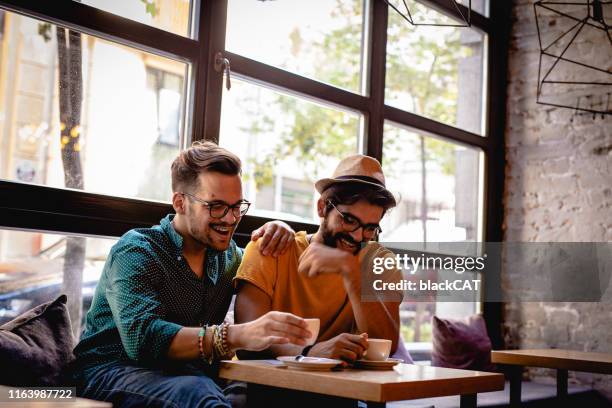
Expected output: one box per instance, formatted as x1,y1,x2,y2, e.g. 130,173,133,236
160,214,224,284
160,214,183,250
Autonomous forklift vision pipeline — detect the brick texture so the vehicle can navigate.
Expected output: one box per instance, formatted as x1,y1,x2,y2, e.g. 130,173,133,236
504,0,612,399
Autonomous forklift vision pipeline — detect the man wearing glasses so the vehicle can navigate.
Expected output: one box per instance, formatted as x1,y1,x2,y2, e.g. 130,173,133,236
234,155,402,363
71,141,311,407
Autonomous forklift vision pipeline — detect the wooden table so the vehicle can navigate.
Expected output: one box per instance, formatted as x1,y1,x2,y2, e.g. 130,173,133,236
492,349,612,407
219,360,505,407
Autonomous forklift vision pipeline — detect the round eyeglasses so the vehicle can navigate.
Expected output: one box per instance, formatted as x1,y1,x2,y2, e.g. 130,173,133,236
181,192,251,219
327,200,382,238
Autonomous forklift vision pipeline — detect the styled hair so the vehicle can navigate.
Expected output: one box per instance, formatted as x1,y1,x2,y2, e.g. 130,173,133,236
320,182,397,214
171,141,242,192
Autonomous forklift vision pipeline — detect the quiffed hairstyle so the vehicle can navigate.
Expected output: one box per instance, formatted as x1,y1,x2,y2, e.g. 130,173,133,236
321,182,397,214
171,141,242,192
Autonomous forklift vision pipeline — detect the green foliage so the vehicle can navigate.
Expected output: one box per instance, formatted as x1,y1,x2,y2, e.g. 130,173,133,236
315,0,362,91
384,7,470,179
245,0,362,190
386,8,470,126
38,23,52,43
401,322,432,342
426,138,456,175
140,0,159,17
243,0,467,189
248,94,358,190
383,125,456,179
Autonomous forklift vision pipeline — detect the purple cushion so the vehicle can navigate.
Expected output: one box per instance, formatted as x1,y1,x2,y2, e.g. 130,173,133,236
392,335,414,364
431,314,495,371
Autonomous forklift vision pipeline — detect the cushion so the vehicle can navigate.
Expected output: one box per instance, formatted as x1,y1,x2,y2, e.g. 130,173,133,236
0,294,75,386
431,314,495,371
392,334,414,364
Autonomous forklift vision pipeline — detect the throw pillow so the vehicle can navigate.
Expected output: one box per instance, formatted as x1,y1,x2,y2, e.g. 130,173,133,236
0,294,75,386
431,314,495,371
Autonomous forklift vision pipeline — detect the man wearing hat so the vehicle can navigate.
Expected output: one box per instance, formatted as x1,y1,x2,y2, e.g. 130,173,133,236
233,155,402,362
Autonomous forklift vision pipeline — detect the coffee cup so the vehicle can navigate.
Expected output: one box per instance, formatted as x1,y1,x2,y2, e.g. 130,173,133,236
304,318,320,346
363,338,392,361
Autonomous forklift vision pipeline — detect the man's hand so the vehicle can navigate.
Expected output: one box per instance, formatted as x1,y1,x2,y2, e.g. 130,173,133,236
298,242,359,278
228,311,311,352
251,220,295,257
307,333,368,364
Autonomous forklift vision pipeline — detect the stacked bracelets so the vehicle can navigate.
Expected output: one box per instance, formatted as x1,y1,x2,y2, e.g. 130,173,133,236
197,322,234,364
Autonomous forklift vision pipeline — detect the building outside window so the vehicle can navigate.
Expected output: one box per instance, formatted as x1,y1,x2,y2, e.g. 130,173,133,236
146,67,183,147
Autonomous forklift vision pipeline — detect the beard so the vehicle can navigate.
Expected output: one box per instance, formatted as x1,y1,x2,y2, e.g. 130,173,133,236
320,217,364,255
187,213,237,252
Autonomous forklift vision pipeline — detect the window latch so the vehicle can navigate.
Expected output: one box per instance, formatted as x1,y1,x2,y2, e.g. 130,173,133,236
214,51,231,91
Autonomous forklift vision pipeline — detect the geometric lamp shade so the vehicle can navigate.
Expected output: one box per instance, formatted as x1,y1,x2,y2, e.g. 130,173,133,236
384,0,471,27
534,0,612,117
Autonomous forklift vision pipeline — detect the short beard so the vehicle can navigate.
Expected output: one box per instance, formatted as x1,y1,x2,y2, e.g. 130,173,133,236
187,214,236,251
320,217,363,255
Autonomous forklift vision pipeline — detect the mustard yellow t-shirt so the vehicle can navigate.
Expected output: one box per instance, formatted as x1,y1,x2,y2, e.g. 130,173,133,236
234,231,400,342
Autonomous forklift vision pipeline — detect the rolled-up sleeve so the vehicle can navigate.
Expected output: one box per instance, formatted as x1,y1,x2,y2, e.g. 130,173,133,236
105,241,182,363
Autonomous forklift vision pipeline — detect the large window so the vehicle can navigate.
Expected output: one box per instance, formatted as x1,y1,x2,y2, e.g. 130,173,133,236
0,11,187,202
0,0,509,348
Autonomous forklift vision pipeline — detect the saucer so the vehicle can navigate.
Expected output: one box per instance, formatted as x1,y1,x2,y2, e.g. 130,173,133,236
354,358,403,370
277,356,343,371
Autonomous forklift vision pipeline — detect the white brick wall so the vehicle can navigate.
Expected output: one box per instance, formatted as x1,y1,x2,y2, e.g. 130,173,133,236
504,0,612,398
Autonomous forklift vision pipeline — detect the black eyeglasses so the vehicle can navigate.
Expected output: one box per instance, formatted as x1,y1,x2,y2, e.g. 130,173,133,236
327,200,382,238
181,192,251,219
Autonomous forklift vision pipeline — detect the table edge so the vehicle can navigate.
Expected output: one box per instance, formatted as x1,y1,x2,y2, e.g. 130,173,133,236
491,350,612,374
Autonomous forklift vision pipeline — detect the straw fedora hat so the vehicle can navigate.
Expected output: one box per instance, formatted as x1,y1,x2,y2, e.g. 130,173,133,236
315,155,394,200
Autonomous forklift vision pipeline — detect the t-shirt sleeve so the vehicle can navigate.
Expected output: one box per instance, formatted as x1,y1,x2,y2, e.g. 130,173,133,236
234,240,278,299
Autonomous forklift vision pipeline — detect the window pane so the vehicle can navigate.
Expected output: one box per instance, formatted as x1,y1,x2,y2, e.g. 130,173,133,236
219,78,361,222
400,300,479,344
226,0,365,93
0,228,115,338
457,0,488,17
0,11,188,202
386,8,487,135
78,0,194,37
381,123,482,243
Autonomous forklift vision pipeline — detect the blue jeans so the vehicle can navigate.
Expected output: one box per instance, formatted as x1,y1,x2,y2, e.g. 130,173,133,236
76,362,233,408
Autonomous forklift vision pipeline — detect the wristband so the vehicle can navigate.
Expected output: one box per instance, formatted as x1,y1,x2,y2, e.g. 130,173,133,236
213,322,234,359
198,326,206,362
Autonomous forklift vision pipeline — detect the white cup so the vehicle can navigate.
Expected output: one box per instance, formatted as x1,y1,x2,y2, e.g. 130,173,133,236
304,318,320,346
364,338,392,361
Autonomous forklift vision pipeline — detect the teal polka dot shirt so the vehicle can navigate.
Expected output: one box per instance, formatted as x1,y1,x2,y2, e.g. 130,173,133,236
72,214,242,373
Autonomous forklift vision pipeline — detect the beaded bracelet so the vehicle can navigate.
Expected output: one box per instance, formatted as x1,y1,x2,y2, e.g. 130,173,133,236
213,324,224,358
213,322,234,359
220,322,233,357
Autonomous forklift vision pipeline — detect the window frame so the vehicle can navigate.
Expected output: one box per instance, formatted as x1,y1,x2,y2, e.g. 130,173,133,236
0,0,510,347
